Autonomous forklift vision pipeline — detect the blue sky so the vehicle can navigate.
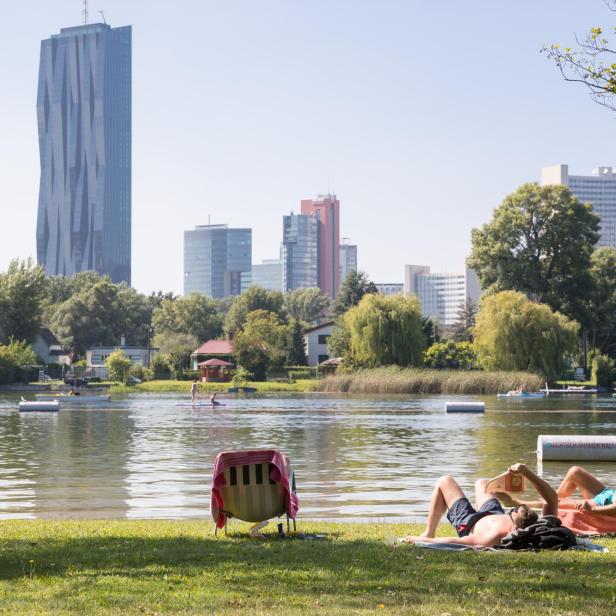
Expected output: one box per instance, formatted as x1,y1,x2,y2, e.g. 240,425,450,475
1,1,614,294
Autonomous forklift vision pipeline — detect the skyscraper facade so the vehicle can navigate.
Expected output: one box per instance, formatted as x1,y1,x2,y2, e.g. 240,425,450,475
242,259,283,292
300,194,340,297
404,265,481,326
184,225,252,298
541,164,616,247
339,242,357,284
36,23,132,283
281,213,318,292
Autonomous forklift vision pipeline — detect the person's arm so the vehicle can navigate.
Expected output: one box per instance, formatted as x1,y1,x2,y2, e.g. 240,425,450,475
510,463,557,516
577,500,616,516
401,531,503,547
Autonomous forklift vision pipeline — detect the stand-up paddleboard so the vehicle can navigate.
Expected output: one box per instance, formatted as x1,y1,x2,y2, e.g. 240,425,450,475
175,402,226,408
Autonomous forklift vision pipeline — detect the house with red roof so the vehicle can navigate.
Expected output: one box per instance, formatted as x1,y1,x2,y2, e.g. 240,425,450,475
190,339,235,376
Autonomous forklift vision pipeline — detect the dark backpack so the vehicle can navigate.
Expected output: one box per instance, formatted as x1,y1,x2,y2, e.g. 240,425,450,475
495,515,576,551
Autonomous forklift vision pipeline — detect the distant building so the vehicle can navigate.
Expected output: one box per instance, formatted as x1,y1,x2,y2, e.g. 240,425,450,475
86,343,158,380
241,258,283,292
301,194,340,297
190,339,235,370
282,213,319,291
404,265,481,326
36,22,132,284
375,283,403,296
32,328,70,365
541,164,616,247
184,225,252,298
339,243,358,284
304,322,334,366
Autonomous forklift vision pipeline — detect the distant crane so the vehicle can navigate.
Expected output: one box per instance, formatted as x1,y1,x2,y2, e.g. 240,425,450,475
82,0,88,24
99,10,107,24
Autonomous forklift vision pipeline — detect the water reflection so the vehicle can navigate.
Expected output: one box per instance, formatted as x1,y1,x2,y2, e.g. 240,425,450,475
0,393,615,520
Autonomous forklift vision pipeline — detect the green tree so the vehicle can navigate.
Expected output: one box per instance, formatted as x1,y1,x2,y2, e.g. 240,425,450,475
333,271,378,317
284,287,330,325
286,318,307,365
152,293,223,343
451,298,477,343
543,2,616,111
468,183,600,325
422,317,439,348
588,247,616,355
0,259,47,345
423,341,476,370
344,294,425,367
234,310,287,380
327,319,351,359
224,286,285,338
473,291,579,380
116,284,154,347
105,348,132,383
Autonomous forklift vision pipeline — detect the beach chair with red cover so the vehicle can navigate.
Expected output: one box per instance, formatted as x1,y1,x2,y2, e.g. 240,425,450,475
210,449,299,535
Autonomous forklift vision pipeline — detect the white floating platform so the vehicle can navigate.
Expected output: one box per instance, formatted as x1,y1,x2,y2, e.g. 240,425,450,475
537,435,616,461
19,400,60,412
35,394,111,404
446,401,485,413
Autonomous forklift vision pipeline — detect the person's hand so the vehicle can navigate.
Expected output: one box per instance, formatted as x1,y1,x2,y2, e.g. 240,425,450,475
576,499,595,512
508,463,528,476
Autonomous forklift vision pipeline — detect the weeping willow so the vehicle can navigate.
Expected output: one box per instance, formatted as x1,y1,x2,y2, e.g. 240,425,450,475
344,294,425,367
473,291,579,380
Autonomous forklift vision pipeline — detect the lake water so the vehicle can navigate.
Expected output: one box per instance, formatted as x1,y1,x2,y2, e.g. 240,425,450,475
1,392,616,521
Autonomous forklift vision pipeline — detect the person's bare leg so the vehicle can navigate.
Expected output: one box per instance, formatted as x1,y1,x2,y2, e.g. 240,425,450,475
420,475,465,538
474,479,498,509
557,466,606,501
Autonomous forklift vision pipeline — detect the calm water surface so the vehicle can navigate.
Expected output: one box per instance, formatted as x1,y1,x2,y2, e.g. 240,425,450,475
1,392,616,521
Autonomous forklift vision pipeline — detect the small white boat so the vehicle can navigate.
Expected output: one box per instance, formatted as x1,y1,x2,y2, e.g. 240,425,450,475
35,393,111,404
19,400,60,412
497,391,546,398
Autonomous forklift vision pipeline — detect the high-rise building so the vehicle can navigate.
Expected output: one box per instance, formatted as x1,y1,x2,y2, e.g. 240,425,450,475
404,265,481,326
241,259,283,292
36,22,132,283
375,283,403,296
184,225,252,298
282,213,318,292
301,194,340,297
541,164,616,247
339,242,358,284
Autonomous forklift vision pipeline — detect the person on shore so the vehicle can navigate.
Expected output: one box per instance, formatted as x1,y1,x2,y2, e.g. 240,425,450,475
401,463,558,547
501,466,616,516
191,380,198,403
210,392,221,406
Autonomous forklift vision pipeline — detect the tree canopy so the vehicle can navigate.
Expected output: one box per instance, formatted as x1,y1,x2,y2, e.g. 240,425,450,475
283,287,330,325
543,2,616,111
343,294,425,367
224,286,285,339
473,290,579,380
587,247,616,354
333,271,378,317
468,183,600,325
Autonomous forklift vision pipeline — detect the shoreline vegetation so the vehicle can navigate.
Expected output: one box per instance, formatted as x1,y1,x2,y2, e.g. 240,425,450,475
0,520,612,615
316,367,544,395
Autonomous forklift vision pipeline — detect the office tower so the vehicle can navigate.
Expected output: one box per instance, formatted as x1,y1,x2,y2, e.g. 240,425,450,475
375,283,403,296
36,22,132,283
184,225,252,298
281,213,318,292
339,242,358,284
245,259,283,292
301,194,340,297
541,164,616,247
404,265,481,326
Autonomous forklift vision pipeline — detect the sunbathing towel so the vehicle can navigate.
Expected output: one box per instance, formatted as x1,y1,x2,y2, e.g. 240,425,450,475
558,500,616,536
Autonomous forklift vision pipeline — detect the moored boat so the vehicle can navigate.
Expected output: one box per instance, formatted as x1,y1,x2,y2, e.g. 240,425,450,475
35,393,111,404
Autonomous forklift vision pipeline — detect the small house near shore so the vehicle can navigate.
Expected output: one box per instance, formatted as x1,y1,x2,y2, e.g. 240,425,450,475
32,328,71,365
190,339,235,370
304,321,334,367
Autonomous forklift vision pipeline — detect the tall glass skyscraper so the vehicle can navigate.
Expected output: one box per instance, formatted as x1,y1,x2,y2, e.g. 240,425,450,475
36,23,132,284
184,225,252,298
282,213,318,292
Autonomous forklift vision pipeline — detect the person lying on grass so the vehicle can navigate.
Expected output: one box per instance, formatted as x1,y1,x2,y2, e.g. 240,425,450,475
498,465,616,517
401,463,557,547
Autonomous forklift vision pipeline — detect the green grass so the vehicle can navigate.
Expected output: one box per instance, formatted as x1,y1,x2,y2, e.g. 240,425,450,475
0,520,613,615
318,367,545,395
110,379,317,394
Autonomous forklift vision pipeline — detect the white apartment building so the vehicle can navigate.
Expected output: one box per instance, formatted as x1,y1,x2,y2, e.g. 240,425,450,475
339,243,358,284
541,164,616,247
375,283,403,296
404,265,481,326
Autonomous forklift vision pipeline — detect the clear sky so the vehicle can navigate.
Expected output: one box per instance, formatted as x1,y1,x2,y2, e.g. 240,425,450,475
1,1,614,295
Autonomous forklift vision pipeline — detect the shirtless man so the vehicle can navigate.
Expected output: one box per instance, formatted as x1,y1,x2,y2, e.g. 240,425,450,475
402,463,558,547
503,465,616,516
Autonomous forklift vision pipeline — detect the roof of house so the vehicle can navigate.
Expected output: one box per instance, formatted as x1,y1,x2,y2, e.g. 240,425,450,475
320,357,342,366
192,339,235,356
304,321,335,334
198,358,235,367
38,328,61,347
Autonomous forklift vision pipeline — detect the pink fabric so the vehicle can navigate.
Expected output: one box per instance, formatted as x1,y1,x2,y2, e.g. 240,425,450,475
558,500,616,535
210,449,299,529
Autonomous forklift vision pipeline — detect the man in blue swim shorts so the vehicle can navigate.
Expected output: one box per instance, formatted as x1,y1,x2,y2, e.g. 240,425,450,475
557,466,616,515
402,463,558,546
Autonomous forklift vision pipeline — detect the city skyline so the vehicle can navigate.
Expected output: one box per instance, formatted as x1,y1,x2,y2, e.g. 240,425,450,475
1,1,614,295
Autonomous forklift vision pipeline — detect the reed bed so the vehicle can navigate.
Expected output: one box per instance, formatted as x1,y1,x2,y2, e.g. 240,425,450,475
317,367,544,395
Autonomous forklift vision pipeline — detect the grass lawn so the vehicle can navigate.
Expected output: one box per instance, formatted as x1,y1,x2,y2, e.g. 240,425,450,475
110,380,316,394
0,520,614,615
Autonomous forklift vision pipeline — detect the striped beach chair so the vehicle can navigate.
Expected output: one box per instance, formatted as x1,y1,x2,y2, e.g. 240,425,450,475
211,449,298,536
